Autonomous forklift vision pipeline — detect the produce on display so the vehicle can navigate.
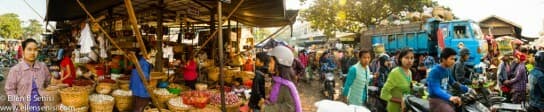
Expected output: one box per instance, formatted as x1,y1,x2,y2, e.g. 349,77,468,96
181,91,211,108
167,97,193,111
154,88,177,108
210,92,240,105
89,94,115,112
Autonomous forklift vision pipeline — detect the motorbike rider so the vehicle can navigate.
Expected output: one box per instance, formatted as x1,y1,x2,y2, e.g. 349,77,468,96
528,51,544,112
342,49,372,106
264,45,302,112
341,48,358,83
453,48,473,85
427,48,475,112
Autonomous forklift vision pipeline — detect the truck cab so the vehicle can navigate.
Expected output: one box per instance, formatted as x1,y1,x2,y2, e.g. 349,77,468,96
436,20,484,66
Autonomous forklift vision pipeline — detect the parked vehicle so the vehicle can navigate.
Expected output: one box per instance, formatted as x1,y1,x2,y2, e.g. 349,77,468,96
365,18,486,66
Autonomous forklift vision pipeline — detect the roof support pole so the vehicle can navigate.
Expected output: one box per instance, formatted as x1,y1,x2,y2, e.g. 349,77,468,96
217,1,226,111
156,0,165,71
193,0,245,57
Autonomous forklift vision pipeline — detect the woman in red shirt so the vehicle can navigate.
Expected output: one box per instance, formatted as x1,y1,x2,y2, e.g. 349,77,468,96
60,49,76,86
183,55,198,90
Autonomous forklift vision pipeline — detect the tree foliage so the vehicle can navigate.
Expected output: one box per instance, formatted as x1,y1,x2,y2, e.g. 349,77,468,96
0,13,23,39
300,0,435,37
23,19,44,39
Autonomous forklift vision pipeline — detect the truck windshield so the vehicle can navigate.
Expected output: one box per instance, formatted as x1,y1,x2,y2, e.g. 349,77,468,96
471,23,483,39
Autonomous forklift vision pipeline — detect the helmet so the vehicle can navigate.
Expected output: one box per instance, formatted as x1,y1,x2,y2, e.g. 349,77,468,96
535,51,544,68
459,48,470,56
268,46,295,67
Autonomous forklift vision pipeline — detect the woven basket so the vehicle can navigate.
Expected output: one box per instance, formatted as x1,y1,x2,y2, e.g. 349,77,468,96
144,108,171,112
119,83,130,90
195,83,208,91
225,101,243,112
59,104,89,112
154,89,177,108
96,83,115,94
90,97,115,112
188,106,221,112
60,87,90,108
167,97,192,112
112,94,132,112
74,85,95,94
39,89,61,112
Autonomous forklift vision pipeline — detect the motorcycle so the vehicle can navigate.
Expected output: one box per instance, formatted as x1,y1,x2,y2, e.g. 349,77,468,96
323,72,336,100
403,82,492,112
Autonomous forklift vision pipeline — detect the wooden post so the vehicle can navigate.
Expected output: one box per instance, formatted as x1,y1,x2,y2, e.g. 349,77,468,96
193,0,245,57
217,1,226,111
75,0,163,111
156,0,165,71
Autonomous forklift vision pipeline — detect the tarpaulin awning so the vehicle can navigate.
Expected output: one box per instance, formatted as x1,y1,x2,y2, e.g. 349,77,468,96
45,0,297,27
45,0,124,21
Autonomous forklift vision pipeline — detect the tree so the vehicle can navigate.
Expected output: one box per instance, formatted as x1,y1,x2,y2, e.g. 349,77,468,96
23,19,44,39
0,13,23,39
300,0,435,37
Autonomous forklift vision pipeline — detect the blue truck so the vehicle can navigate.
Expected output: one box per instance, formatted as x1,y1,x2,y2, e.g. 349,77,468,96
361,18,486,66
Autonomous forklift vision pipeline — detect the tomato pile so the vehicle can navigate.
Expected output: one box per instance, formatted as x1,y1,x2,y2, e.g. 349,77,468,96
181,91,211,108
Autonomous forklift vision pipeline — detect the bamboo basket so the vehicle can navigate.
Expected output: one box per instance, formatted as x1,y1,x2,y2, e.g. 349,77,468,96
59,104,89,112
154,89,177,108
74,85,95,94
60,87,90,108
188,106,221,112
90,97,115,112
167,97,193,112
113,96,132,112
144,108,171,112
211,101,243,112
96,83,115,94
39,89,61,112
112,94,132,112
207,67,220,82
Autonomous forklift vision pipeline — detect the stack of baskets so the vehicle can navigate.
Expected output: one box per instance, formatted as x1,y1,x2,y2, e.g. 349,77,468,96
89,94,115,112
59,87,90,111
112,89,133,112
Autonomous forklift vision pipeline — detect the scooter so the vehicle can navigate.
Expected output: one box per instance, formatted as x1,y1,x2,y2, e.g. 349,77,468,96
403,82,491,112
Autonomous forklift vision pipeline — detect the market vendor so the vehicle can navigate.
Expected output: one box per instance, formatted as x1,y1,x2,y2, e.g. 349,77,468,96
182,49,198,90
60,48,76,87
130,43,154,112
5,38,51,112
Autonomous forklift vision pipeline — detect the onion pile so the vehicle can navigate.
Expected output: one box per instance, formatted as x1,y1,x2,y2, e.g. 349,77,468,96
168,97,191,108
112,89,132,96
89,94,114,103
210,93,239,105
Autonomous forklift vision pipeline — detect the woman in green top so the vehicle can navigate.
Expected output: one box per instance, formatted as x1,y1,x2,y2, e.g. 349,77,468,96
380,48,415,112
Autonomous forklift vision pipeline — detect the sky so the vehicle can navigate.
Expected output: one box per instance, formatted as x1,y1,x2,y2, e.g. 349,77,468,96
1,0,543,37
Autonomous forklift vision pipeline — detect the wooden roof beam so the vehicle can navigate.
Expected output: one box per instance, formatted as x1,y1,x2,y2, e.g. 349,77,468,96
190,0,212,10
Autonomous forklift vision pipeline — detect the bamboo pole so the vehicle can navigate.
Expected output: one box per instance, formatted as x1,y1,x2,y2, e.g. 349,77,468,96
193,0,245,57
124,0,148,56
75,0,163,111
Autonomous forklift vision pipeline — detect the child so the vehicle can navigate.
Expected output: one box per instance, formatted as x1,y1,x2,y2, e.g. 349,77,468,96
233,78,247,99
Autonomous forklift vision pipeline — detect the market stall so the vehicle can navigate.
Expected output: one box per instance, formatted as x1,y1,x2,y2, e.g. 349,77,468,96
43,0,297,111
